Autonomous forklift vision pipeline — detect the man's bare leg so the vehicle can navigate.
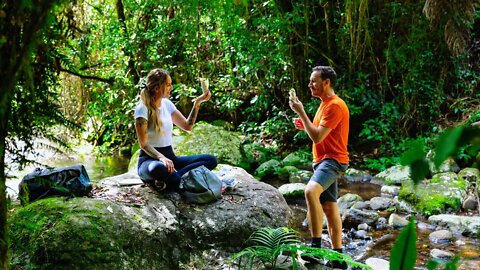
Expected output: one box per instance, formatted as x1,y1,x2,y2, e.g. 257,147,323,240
305,181,324,241
322,201,342,249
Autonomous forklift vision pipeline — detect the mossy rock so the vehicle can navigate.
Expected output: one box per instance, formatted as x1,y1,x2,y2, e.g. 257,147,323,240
8,198,180,270
281,151,312,167
128,149,140,173
174,122,246,168
398,172,467,216
457,168,480,184
276,165,298,181
278,183,306,198
254,159,281,179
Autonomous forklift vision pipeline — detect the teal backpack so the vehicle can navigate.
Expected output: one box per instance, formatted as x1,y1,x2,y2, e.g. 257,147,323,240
179,165,222,204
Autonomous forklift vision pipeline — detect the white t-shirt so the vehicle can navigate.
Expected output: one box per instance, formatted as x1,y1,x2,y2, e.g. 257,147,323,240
134,99,177,147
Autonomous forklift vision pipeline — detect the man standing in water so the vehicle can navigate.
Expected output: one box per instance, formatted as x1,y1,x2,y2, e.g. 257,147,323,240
289,66,349,269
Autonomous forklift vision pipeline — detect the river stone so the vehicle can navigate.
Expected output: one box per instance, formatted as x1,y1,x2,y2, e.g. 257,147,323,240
338,193,364,211
396,200,417,214
370,197,393,211
427,153,460,174
388,213,409,228
342,209,380,229
358,223,370,231
354,230,371,240
430,249,455,259
429,230,454,243
376,217,388,229
365,257,389,270
457,167,480,184
398,172,467,216
352,201,369,210
478,169,480,200
417,221,436,231
428,214,480,237
278,183,306,198
462,195,478,210
380,185,400,197
8,164,292,269
344,168,372,183
274,255,308,270
374,165,411,185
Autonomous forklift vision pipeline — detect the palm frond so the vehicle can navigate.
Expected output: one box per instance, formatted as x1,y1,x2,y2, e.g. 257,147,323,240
423,0,477,54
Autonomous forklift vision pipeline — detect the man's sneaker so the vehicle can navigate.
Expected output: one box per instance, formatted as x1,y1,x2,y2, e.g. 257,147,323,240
325,259,348,269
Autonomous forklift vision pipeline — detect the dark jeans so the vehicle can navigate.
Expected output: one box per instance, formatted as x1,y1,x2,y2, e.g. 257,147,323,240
137,146,218,191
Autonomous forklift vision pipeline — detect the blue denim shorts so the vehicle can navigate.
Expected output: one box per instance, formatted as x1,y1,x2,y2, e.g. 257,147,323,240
310,158,348,203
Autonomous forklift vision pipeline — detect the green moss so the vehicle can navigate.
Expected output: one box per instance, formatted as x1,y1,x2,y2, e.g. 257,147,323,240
8,197,117,268
398,183,419,204
415,194,445,216
399,176,464,216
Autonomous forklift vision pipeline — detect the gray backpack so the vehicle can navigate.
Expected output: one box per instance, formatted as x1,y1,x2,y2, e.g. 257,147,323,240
179,165,222,204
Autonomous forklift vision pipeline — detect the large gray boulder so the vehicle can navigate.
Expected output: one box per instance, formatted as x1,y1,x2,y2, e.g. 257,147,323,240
9,164,292,270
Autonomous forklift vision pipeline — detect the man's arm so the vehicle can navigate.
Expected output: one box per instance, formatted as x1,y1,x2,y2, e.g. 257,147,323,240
296,110,332,144
290,97,332,144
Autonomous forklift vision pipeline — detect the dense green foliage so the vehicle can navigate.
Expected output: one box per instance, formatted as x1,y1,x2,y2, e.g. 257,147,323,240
34,0,478,172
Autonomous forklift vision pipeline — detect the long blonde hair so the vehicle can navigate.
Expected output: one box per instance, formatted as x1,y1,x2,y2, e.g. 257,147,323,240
140,68,170,132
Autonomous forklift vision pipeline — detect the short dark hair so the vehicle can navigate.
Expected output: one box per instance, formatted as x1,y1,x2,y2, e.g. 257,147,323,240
312,66,336,88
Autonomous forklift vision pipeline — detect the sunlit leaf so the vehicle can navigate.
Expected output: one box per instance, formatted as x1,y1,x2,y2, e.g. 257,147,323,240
426,259,440,270
390,218,417,270
410,158,430,185
443,257,459,270
400,139,426,166
434,127,463,167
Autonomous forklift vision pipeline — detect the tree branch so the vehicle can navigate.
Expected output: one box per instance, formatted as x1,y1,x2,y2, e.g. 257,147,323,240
60,68,114,84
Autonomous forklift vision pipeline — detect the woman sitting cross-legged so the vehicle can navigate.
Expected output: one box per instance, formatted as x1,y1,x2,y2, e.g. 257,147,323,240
134,68,217,191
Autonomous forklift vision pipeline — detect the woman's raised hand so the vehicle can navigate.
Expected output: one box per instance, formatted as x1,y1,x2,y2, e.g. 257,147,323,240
196,78,211,103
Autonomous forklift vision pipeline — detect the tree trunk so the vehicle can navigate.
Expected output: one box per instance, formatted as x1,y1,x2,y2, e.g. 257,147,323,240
0,1,59,269
115,0,140,85
0,103,9,270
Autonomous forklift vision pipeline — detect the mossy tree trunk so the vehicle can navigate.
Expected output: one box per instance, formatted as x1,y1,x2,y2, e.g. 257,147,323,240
0,1,61,269
0,109,8,270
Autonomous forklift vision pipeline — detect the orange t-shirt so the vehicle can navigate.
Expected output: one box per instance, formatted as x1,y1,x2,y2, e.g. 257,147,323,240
312,95,349,164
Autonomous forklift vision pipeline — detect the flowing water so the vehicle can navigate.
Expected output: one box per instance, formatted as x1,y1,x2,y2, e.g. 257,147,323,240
266,177,480,269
